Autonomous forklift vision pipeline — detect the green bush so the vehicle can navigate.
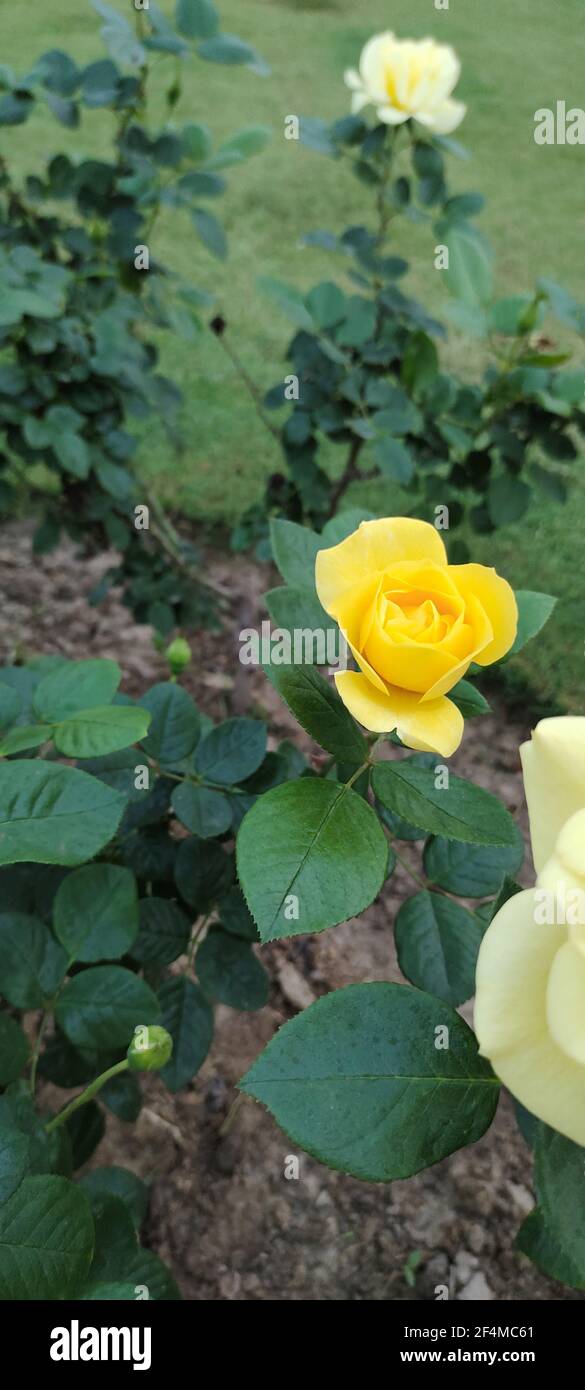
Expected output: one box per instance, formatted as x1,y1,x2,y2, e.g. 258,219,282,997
0,0,269,634
232,107,585,556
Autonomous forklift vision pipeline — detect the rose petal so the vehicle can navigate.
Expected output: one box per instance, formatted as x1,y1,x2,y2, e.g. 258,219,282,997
334,670,463,756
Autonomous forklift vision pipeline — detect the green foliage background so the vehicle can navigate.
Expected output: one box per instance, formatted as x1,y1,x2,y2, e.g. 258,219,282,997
3,0,584,707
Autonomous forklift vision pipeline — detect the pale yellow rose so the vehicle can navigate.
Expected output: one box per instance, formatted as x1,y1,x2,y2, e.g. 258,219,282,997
315,517,517,758
475,717,585,1146
345,32,466,134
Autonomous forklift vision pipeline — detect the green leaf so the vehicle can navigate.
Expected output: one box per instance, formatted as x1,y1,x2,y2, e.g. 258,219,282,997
45,92,79,128
401,331,439,396
195,718,267,786
269,518,321,589
263,586,332,651
209,125,270,167
158,976,213,1092
0,93,34,126
265,664,368,763
79,1282,138,1299
175,836,233,908
81,1195,179,1299
101,1071,141,1122
0,913,67,1007
176,0,219,38
508,591,557,657
372,761,518,847
373,436,414,484
531,1126,585,1283
0,762,125,866
56,966,159,1051
192,208,227,259
197,927,269,1010
237,779,388,941
0,1175,94,1299
488,874,524,921
80,1166,148,1231
0,1121,29,1204
423,828,525,897
395,891,484,1006
338,298,377,348
487,474,531,526
197,33,268,73
298,116,337,157
91,0,130,27
516,1208,584,1289
181,120,212,161
66,1102,105,1170
0,1015,30,1084
54,864,138,962
439,221,493,308
171,783,232,837
0,683,21,733
0,724,52,755
305,281,346,330
240,982,499,1180
139,683,200,765
257,276,313,331
53,705,150,759
53,431,91,479
217,885,258,941
448,678,490,718
132,897,191,966
320,509,375,545
33,659,121,722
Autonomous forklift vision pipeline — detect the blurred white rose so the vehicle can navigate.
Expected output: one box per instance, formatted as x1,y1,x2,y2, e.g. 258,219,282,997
345,32,466,134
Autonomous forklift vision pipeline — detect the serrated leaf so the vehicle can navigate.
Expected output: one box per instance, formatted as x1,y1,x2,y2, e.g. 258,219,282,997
53,864,138,962
448,678,490,718
269,518,321,589
80,1166,148,1231
171,783,232,837
0,1121,29,1204
197,928,269,1010
0,1175,94,1299
237,779,388,941
131,897,191,967
423,829,524,897
240,982,499,1180
194,717,266,786
372,761,518,847
395,890,484,1005
56,966,159,1051
174,836,233,908
0,762,125,866
158,976,213,1092
0,913,68,1007
265,664,368,763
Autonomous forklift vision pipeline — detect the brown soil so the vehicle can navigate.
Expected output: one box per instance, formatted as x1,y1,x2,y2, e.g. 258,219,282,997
0,522,578,1302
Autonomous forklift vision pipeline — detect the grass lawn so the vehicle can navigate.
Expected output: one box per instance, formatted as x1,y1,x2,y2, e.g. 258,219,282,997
4,0,585,708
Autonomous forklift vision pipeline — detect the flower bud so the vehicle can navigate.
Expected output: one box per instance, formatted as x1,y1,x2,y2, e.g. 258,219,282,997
127,1025,173,1072
165,636,191,676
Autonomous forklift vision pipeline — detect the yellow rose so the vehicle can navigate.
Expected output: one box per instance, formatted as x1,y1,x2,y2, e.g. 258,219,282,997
475,717,585,1147
345,32,466,134
315,517,517,757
